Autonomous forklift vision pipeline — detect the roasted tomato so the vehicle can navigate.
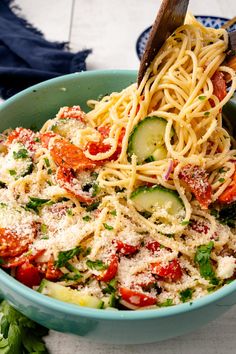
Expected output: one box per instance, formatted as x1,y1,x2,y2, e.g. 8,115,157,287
211,71,227,102
6,128,37,151
97,125,111,138
40,131,56,148
218,170,236,203
50,138,96,171
146,241,161,253
119,287,157,307
86,127,125,162
179,164,212,209
16,262,42,288
57,105,85,121
2,249,45,269
98,255,118,282
151,259,182,281
56,166,94,203
0,228,31,258
116,241,139,256
45,259,63,281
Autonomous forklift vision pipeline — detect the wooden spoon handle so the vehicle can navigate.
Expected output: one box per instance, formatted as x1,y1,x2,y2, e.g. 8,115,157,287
138,0,189,86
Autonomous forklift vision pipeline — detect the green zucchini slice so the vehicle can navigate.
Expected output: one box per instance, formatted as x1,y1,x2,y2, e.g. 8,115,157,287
128,116,174,164
131,185,184,217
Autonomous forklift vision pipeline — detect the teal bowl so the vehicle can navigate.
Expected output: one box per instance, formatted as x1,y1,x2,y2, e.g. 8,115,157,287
0,70,235,344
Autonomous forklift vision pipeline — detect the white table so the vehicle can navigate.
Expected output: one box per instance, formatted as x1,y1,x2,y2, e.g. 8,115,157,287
13,1,236,353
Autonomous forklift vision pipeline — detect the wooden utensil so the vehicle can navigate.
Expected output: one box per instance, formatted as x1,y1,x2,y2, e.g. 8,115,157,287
137,0,189,85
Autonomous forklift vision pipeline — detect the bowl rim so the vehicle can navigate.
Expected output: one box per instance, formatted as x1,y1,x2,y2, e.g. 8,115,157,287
0,70,235,321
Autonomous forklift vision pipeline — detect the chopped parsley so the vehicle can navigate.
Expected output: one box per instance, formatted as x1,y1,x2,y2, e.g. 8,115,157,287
41,236,49,240
55,247,82,268
47,168,52,175
86,259,108,271
181,220,190,226
219,178,225,183
158,299,173,307
13,148,29,159
179,288,194,303
103,223,114,230
9,169,16,176
204,111,210,116
44,158,50,167
83,247,92,257
85,201,99,212
0,181,6,188
83,215,91,222
60,262,82,281
60,273,82,281
40,224,47,233
110,210,117,216
91,182,100,197
26,197,50,213
102,279,117,294
198,95,206,100
194,241,219,285
66,209,73,216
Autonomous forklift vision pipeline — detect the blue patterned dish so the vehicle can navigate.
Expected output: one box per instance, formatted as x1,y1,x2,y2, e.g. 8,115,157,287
136,15,236,60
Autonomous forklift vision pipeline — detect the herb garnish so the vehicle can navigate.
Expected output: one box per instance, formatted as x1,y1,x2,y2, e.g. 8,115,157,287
102,279,117,294
40,224,47,234
86,259,108,271
26,197,50,213
0,181,6,188
55,247,82,268
158,299,173,307
44,158,50,167
194,241,219,285
85,201,99,212
219,178,225,183
83,215,91,222
198,95,206,100
13,148,28,159
0,300,49,353
179,288,194,303
181,220,190,226
103,223,114,230
9,169,16,176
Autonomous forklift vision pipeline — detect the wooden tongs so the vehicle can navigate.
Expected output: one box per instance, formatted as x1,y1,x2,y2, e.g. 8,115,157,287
138,0,236,85
138,0,189,85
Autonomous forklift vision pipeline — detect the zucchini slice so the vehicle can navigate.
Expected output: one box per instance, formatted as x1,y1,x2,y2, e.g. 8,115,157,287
131,185,184,217
148,146,167,162
128,116,173,164
38,279,103,309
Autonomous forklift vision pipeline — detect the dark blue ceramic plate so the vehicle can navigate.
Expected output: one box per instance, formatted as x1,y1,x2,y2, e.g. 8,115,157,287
136,15,236,60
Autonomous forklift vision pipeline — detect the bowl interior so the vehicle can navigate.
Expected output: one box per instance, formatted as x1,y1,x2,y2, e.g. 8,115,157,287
0,70,137,131
0,70,235,322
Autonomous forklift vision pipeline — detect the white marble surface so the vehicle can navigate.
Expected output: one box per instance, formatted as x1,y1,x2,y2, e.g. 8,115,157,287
13,0,236,353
